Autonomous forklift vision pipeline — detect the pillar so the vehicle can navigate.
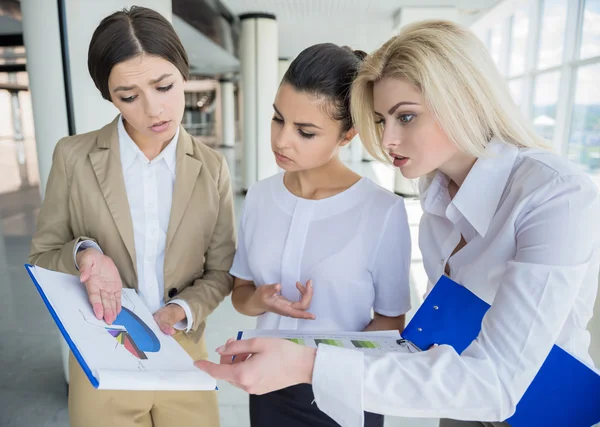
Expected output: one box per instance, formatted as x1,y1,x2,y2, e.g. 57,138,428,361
239,13,279,191
219,77,235,148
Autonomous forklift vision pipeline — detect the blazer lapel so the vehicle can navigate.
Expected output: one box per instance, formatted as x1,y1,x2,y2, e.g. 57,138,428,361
89,117,137,276
166,129,202,250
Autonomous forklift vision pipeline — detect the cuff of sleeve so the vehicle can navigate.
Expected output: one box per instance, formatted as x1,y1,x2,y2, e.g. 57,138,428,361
229,267,254,282
312,344,365,427
168,299,193,333
73,240,103,271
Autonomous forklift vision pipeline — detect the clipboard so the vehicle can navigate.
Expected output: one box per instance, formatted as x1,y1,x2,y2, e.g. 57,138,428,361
401,275,600,427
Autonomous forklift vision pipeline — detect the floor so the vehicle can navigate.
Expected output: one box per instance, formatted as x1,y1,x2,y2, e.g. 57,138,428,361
0,134,438,427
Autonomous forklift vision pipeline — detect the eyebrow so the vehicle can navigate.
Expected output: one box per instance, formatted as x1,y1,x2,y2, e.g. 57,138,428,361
273,104,323,130
374,101,420,116
113,73,173,92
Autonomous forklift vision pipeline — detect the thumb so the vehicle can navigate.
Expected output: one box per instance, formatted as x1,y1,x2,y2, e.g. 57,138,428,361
263,283,281,295
79,264,92,283
216,337,265,357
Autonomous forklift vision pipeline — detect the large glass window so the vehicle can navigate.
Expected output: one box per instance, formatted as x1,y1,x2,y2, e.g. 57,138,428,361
508,78,524,106
580,0,600,60
489,24,503,69
537,0,568,69
532,71,561,141
508,6,530,76
569,63,600,187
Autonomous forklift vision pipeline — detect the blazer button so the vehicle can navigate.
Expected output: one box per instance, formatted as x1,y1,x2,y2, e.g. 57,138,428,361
168,288,178,298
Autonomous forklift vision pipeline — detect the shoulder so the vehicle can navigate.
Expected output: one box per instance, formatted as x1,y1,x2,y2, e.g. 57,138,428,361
54,128,104,169
360,178,407,214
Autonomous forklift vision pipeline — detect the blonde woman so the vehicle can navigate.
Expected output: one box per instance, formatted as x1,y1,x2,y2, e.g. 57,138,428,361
196,20,600,427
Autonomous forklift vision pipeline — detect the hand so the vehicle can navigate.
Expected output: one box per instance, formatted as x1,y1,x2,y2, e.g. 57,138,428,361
153,304,186,336
252,280,315,320
194,337,316,394
77,248,122,324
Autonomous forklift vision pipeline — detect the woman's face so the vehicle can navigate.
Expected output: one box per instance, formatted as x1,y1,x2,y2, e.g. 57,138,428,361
108,54,185,144
271,83,355,172
372,77,460,179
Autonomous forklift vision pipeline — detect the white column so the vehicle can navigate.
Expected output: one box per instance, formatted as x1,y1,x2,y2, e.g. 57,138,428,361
220,78,235,148
240,13,279,191
20,0,69,198
278,57,290,83
21,0,172,385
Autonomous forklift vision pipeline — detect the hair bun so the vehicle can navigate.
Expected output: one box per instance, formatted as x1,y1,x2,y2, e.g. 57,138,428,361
353,49,367,61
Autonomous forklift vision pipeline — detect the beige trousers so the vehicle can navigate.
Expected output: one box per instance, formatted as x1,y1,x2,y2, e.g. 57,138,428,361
68,331,220,427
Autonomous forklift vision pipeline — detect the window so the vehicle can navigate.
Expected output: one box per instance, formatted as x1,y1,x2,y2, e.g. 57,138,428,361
568,63,600,186
508,79,524,106
508,6,530,76
489,24,503,68
537,0,568,69
532,71,561,141
580,0,600,60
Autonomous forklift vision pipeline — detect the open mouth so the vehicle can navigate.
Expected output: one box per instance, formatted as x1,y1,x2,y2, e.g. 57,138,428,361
390,153,409,167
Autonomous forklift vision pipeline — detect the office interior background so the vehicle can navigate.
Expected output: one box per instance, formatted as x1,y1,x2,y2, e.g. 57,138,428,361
0,0,598,426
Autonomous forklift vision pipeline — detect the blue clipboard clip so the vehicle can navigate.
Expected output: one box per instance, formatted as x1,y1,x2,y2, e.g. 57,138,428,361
396,338,422,353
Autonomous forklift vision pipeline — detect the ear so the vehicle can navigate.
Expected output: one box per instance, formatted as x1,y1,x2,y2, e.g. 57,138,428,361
339,127,358,147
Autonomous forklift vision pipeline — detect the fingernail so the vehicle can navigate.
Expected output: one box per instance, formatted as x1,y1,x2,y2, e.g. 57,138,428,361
215,345,225,353
432,343,439,348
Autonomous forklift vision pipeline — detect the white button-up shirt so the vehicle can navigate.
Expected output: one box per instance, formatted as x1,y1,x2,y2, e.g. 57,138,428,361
312,140,600,427
75,116,192,331
230,172,412,331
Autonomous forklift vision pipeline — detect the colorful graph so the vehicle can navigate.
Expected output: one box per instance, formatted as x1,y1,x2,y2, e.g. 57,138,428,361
314,338,344,347
286,338,305,345
351,340,380,349
105,307,160,360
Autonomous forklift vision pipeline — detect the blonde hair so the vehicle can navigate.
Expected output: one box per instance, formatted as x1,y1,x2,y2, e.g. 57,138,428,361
352,19,548,164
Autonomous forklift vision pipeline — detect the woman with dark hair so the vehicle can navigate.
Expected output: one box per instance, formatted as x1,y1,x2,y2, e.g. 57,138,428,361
227,43,412,427
28,6,234,427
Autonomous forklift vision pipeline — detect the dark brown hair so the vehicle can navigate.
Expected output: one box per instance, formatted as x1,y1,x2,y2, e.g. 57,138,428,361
281,43,367,134
88,6,189,101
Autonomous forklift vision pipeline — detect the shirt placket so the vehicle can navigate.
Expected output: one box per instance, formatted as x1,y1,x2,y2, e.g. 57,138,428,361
278,199,315,330
143,160,161,314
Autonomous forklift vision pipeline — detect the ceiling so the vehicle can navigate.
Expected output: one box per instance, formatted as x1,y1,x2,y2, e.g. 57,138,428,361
221,0,495,59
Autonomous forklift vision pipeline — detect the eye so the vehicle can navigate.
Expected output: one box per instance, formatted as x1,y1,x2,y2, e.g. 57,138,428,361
272,116,283,124
120,95,137,103
297,129,315,139
398,114,415,123
157,83,174,92
374,118,385,125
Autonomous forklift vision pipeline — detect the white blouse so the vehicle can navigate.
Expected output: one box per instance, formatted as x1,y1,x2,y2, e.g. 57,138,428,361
312,140,600,427
230,172,412,331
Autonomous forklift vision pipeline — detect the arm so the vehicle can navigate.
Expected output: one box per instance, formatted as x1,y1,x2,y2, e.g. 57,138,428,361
312,175,600,426
365,199,412,332
28,138,97,275
363,313,405,332
232,277,264,316
175,155,236,331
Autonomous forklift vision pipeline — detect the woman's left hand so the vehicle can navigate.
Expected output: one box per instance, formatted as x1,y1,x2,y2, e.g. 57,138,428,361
153,304,186,335
194,337,316,395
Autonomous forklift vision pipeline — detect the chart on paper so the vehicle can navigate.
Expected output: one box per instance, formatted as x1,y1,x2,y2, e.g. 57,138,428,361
240,329,411,354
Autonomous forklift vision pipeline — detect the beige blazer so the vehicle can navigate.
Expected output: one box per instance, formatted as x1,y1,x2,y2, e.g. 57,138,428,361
29,116,236,341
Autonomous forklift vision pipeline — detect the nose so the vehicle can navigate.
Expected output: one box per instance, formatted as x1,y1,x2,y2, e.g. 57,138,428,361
381,125,401,150
271,122,290,150
143,94,163,118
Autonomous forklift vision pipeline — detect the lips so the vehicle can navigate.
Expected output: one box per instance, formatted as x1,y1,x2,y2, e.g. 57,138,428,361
390,153,409,168
149,120,171,133
274,151,291,162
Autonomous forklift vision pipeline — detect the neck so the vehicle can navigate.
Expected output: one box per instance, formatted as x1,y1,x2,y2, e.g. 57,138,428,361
124,120,173,161
285,156,358,200
438,151,477,190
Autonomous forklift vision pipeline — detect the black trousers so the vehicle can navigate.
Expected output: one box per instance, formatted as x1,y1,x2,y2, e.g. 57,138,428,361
249,384,384,427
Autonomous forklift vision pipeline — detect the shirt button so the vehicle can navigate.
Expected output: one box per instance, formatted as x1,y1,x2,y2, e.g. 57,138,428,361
168,288,178,298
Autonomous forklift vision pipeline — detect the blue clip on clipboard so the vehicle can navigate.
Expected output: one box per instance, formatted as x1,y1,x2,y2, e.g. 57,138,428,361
25,264,100,388
402,275,600,427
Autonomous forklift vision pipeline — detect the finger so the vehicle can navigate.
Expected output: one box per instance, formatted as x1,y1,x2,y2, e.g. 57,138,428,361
194,360,241,383
295,281,306,295
100,289,114,324
115,290,122,315
294,280,313,310
428,343,439,350
215,338,265,357
262,283,281,296
79,264,92,283
108,291,117,324
286,308,316,320
159,322,176,336
86,284,104,320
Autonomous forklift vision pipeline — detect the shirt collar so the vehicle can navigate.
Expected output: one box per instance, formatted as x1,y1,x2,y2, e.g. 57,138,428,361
422,139,520,237
117,115,179,176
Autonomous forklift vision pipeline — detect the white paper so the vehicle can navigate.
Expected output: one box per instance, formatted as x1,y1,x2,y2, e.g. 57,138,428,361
239,329,414,354
29,265,216,391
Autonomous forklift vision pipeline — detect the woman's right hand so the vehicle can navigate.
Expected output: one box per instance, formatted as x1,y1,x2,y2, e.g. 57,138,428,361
76,248,123,324
251,280,315,320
